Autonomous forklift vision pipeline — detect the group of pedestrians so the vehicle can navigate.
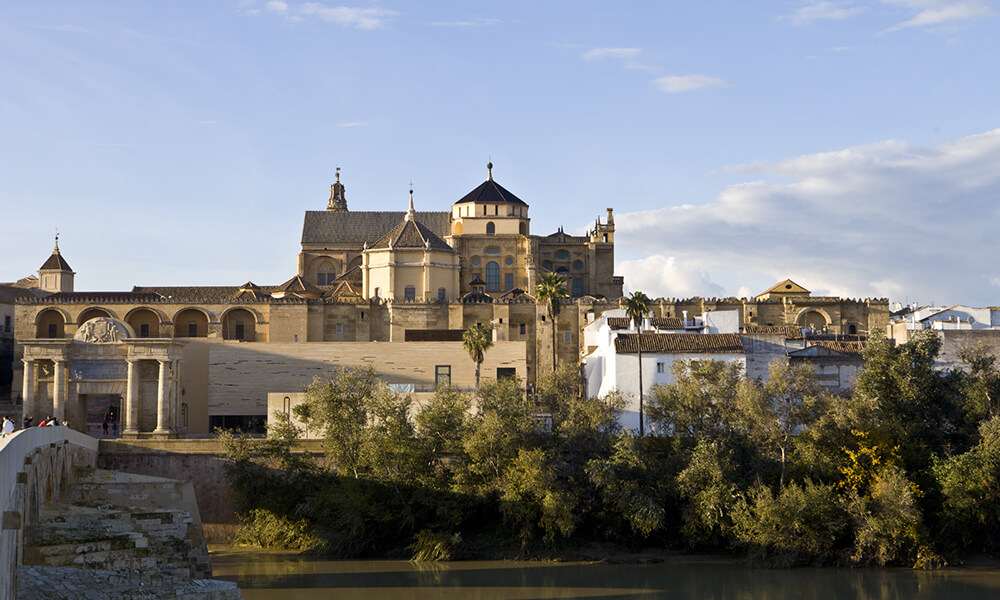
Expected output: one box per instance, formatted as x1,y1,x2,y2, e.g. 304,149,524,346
102,410,118,437
0,414,63,438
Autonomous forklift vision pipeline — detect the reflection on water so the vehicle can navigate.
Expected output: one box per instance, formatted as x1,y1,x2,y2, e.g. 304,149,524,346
210,548,1000,600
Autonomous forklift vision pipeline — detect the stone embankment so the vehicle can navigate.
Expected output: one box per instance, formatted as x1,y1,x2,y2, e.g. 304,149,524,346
16,565,240,600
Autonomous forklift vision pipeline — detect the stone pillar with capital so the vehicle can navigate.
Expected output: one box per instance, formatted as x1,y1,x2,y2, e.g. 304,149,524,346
124,359,139,435
22,359,35,423
154,359,170,434
52,358,67,424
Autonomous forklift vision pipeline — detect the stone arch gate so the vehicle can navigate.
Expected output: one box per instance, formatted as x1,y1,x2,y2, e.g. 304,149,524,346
20,318,185,438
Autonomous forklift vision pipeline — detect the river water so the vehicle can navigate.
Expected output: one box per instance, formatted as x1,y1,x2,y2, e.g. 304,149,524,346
210,548,1000,600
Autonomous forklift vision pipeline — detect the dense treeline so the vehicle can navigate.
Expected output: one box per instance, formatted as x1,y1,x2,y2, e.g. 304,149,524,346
220,330,1000,566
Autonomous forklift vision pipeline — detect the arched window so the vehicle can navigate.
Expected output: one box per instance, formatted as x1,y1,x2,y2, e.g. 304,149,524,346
848,324,857,335
438,287,446,301
486,221,496,234
572,260,584,271
485,262,500,291
454,222,463,235
543,261,552,270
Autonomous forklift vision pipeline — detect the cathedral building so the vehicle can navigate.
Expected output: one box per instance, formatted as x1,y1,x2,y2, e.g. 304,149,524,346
6,165,889,438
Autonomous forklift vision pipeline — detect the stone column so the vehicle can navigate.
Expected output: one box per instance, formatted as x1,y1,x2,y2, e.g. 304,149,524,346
52,358,66,423
124,359,139,435
153,359,170,434
22,359,35,423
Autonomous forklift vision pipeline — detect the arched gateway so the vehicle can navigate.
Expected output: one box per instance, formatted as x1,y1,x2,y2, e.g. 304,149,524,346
20,317,185,438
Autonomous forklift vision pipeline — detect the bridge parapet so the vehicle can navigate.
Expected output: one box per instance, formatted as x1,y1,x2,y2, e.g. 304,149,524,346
1,427,98,600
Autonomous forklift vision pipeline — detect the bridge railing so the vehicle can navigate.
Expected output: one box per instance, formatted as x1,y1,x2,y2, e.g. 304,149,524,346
1,427,99,600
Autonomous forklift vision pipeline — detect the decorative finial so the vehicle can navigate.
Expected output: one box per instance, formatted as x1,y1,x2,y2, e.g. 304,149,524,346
335,166,340,183
405,187,415,221
54,230,60,253
487,160,493,181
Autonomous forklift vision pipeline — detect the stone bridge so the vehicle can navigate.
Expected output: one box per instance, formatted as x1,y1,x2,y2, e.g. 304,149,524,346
1,427,97,600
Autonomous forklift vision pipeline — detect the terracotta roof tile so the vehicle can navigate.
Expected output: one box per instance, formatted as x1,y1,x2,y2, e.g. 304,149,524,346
742,325,804,340
39,252,72,272
615,333,744,354
809,340,866,355
607,316,685,330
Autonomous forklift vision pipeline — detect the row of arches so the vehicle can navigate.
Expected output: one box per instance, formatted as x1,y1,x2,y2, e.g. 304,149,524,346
34,307,260,340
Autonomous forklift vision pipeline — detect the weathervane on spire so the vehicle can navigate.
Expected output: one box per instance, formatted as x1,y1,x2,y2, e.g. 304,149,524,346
487,157,493,181
54,229,60,253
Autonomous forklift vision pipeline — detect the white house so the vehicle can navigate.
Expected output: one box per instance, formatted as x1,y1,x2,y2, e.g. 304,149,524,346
582,309,744,432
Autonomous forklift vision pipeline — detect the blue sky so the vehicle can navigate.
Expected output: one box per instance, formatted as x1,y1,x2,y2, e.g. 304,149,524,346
2,1,999,306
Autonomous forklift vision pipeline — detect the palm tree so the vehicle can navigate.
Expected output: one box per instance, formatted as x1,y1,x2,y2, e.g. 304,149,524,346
462,323,494,388
535,272,568,373
623,290,651,435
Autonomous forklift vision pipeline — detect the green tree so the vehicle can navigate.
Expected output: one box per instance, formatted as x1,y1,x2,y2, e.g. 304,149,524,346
740,360,826,487
535,272,568,372
622,290,652,435
648,359,745,441
957,343,1000,422
934,415,1000,553
462,322,494,388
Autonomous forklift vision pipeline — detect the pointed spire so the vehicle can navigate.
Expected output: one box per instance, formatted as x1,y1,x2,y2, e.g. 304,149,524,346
405,187,415,221
327,167,348,211
53,231,60,254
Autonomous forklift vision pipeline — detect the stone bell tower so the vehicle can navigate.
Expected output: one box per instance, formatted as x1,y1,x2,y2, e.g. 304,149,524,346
38,235,74,294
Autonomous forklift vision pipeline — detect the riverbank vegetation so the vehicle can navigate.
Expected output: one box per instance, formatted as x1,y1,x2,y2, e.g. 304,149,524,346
219,330,1000,567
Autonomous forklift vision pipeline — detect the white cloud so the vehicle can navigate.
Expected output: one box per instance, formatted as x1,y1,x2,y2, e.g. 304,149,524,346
653,74,729,93
428,18,500,27
583,47,641,60
882,0,999,31
260,2,399,29
788,1,867,25
615,129,1000,305
337,121,366,127
582,47,659,72
618,255,726,299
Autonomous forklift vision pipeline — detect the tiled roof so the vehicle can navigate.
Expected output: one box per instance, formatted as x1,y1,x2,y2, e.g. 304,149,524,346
368,218,454,251
615,333,744,354
454,178,528,207
607,317,685,330
130,286,276,303
742,325,804,340
30,291,163,304
809,340,866,355
0,284,43,303
276,275,321,294
333,266,363,285
301,211,450,245
39,251,72,272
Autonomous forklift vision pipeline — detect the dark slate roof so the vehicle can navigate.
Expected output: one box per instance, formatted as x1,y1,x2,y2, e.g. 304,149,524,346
742,325,804,340
615,333,744,354
454,179,528,207
301,211,450,245
608,317,685,330
40,251,72,272
369,218,453,250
